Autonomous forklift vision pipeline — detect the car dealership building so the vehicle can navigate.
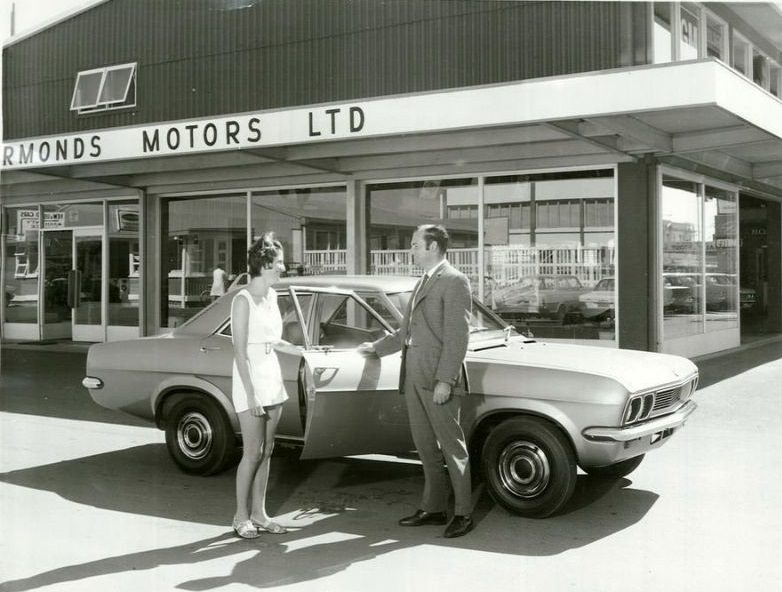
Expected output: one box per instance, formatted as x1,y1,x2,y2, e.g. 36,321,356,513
2,0,781,358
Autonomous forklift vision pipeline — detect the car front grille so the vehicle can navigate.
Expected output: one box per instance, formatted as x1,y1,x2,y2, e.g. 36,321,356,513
623,376,698,425
652,377,697,414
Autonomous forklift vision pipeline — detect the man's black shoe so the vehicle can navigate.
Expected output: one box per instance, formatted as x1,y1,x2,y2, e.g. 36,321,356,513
398,510,448,527
443,515,474,538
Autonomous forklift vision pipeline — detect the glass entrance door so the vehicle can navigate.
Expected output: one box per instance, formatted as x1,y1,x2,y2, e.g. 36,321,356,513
73,227,104,341
40,230,73,340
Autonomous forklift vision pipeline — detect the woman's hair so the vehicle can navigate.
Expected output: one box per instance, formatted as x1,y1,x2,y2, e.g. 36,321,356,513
247,232,283,277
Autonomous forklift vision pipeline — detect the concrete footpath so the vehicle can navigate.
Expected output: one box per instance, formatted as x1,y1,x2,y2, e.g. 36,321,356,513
0,337,781,592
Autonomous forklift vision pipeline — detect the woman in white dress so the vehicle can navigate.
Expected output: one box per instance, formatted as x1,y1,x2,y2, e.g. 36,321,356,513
231,233,290,539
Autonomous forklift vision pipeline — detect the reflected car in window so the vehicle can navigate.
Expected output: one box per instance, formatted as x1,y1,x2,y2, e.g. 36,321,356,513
491,274,587,322
83,275,698,518
578,277,615,321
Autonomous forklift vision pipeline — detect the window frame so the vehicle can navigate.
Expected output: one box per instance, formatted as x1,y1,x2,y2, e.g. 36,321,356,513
70,62,137,114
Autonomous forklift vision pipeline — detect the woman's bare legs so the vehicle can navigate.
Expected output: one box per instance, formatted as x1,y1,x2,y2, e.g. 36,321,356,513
249,405,284,528
235,409,265,523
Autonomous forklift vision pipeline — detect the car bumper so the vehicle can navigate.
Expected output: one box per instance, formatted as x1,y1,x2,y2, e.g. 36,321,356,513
581,400,697,443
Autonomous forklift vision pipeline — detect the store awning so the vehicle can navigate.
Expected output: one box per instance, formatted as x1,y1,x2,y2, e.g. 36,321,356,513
2,59,782,198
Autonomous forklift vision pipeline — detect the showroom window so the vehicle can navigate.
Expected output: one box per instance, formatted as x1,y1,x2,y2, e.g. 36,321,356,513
251,187,347,276
483,170,616,341
367,170,616,343
661,173,738,343
161,193,247,328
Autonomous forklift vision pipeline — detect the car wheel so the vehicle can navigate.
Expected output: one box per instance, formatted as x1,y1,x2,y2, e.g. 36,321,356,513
583,454,645,479
165,395,238,476
481,417,576,518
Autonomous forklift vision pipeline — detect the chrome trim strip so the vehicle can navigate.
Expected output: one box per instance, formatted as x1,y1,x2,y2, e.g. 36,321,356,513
583,400,697,442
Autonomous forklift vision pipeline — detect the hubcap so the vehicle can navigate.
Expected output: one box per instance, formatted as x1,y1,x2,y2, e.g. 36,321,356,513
177,411,213,460
498,441,550,498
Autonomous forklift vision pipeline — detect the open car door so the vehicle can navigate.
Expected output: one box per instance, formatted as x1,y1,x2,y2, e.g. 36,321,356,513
289,286,414,459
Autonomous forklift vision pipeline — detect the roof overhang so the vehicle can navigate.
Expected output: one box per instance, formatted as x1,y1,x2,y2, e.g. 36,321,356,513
2,59,782,199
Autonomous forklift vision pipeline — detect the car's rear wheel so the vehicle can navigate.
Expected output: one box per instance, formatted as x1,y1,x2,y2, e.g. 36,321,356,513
481,416,576,518
165,395,238,476
583,454,645,479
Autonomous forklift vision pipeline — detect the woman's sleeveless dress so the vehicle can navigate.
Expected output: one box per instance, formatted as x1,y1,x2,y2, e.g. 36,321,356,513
230,288,288,413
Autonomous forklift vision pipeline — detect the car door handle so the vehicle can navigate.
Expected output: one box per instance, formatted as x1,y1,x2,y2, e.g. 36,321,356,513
200,345,221,352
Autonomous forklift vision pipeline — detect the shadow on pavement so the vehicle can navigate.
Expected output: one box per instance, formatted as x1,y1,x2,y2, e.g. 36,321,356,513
0,441,659,591
0,349,148,427
694,338,782,390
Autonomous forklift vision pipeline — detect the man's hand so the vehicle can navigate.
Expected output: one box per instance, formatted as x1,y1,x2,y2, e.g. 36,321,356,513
357,342,376,357
433,381,452,404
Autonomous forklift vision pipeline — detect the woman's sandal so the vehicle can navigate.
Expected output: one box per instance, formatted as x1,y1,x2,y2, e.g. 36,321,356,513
232,518,260,539
251,518,288,534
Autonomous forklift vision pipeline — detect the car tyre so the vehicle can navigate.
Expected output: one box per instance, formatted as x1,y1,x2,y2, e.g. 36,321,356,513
165,394,238,476
481,416,576,518
583,454,645,479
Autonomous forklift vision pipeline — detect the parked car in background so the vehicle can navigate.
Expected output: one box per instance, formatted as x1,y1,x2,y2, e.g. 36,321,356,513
578,277,615,322
83,275,698,518
492,274,587,322
663,275,697,314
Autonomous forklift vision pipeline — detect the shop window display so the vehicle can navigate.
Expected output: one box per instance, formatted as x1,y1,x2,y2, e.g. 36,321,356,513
3,207,40,325
662,175,738,343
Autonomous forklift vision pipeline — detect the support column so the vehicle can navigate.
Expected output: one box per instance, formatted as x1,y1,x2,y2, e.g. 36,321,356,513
617,159,658,352
141,190,160,336
346,179,367,274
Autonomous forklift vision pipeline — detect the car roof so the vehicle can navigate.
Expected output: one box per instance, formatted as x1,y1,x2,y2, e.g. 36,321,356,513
173,274,418,335
275,274,418,292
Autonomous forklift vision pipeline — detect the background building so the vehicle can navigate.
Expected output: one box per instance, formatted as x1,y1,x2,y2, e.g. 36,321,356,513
2,0,781,357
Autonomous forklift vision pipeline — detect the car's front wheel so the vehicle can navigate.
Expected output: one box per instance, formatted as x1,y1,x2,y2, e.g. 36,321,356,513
481,417,576,518
583,454,645,479
165,394,238,476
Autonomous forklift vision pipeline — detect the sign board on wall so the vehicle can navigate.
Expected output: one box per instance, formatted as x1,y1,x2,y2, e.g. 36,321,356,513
16,210,65,234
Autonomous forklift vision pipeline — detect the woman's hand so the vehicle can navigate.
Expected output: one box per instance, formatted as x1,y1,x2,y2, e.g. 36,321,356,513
249,404,266,417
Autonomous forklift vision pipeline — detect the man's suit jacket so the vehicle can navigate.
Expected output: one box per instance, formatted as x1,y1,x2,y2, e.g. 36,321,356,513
373,261,472,395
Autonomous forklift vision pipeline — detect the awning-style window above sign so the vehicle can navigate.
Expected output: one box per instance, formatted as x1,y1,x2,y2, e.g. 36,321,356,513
70,62,136,113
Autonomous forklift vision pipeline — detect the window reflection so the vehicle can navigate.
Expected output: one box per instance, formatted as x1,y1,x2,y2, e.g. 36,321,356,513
252,187,346,276
662,177,703,340
108,202,140,328
704,186,738,332
162,194,247,328
368,178,479,281
484,171,616,341
3,207,40,324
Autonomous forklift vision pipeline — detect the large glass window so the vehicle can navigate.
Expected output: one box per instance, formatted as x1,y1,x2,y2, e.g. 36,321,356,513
3,207,40,325
368,178,479,284
705,13,727,60
251,187,346,276
161,194,247,327
704,186,738,332
484,170,616,341
108,202,140,328
662,177,703,339
662,174,738,342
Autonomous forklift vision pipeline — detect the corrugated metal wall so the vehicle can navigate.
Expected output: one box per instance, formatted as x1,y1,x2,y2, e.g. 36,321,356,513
2,0,650,140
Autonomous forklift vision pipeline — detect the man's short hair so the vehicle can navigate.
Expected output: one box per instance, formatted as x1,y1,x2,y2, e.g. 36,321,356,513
417,224,449,254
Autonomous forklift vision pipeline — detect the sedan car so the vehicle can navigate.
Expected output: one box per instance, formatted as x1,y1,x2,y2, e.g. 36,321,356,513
492,274,587,322
83,275,698,518
578,277,615,321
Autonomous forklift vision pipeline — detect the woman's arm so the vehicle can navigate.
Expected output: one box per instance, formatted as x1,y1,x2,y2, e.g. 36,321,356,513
232,295,264,416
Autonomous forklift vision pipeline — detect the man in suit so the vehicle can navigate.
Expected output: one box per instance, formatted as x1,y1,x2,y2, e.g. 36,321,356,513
358,224,474,538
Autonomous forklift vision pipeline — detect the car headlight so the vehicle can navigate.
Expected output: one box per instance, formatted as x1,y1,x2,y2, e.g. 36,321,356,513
623,393,654,424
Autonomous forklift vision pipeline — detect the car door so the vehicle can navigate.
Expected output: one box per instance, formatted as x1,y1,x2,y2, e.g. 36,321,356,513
289,286,414,459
